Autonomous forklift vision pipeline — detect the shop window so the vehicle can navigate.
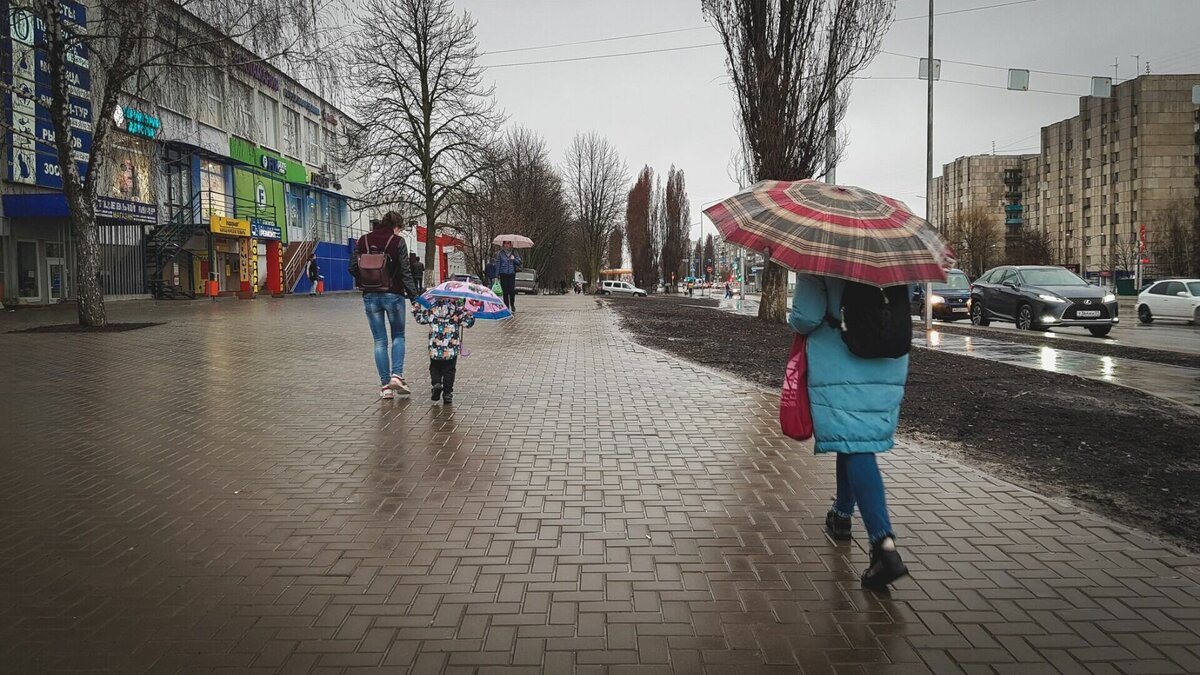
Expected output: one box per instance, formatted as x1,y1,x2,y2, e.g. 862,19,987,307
282,107,300,158
156,65,193,115
201,160,227,217
198,67,224,129
305,119,321,165
230,79,255,138
163,147,192,220
258,92,278,149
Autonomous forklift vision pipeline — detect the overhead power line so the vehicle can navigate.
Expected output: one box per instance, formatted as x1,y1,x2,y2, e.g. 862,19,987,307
880,49,1094,80
481,0,1040,65
482,26,709,56
894,0,1038,22
482,42,722,70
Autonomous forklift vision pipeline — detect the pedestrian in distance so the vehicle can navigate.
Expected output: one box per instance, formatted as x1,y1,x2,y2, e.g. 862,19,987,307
724,282,733,299
306,254,320,295
409,252,426,287
412,298,475,405
788,273,910,591
559,280,567,295
349,212,422,399
484,261,497,286
495,240,521,312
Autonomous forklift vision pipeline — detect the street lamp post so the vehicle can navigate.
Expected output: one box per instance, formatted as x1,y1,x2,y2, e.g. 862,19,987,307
924,0,935,332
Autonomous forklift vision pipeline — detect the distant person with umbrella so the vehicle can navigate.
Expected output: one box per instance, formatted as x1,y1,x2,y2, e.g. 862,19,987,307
705,180,954,593
493,234,532,312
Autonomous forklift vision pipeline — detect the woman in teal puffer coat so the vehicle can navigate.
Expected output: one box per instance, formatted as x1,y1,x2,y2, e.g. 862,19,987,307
788,272,910,591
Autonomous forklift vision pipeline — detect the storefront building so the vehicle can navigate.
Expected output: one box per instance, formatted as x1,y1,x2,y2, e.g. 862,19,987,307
3,0,365,305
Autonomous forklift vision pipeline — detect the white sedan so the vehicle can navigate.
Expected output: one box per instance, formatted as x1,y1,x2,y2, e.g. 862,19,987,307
1137,279,1200,324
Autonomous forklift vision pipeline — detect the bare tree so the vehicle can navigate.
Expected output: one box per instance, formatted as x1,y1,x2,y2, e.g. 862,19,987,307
452,127,572,284
661,166,690,291
947,206,1002,278
562,133,628,286
703,234,716,281
1005,228,1053,266
704,0,894,322
649,175,665,288
1150,199,1199,277
13,0,329,325
626,166,655,291
346,0,502,285
606,227,624,269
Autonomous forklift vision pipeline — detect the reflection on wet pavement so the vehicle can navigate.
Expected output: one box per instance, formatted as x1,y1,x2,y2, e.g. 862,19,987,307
915,330,1200,411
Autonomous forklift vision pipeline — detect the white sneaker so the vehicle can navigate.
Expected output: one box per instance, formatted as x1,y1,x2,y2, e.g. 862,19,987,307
380,386,395,399
388,376,411,396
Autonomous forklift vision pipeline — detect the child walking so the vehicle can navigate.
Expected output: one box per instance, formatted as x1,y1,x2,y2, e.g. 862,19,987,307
412,298,476,404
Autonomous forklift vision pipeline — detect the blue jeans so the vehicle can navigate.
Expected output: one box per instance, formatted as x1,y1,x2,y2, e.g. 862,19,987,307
832,453,894,543
363,293,406,384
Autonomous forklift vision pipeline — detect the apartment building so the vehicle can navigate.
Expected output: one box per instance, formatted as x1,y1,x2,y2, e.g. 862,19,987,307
929,153,1037,246
1033,74,1199,281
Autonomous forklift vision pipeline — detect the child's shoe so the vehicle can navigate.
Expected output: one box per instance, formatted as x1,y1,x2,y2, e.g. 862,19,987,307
431,383,442,401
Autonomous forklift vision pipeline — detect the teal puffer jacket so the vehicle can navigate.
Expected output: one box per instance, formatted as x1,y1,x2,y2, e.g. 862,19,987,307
787,274,909,453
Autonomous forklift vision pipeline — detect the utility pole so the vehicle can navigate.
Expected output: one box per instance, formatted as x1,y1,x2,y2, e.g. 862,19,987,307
924,0,935,332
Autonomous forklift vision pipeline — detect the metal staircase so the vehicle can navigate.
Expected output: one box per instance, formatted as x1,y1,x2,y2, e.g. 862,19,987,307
144,194,205,299
282,238,319,293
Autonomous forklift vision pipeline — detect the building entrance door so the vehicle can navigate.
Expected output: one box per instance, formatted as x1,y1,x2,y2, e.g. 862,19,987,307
47,258,67,302
16,240,41,302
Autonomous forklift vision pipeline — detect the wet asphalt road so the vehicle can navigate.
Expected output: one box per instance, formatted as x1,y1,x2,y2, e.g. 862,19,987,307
930,315,1200,355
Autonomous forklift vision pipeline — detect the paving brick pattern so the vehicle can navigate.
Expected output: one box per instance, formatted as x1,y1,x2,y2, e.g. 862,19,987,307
1,294,1198,674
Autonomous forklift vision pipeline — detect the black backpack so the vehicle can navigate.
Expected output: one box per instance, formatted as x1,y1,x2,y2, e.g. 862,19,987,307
826,282,912,359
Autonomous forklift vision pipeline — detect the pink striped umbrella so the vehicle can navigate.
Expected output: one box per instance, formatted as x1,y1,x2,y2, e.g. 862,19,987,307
703,180,955,286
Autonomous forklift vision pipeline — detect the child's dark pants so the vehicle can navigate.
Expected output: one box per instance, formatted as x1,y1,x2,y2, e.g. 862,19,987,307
430,357,457,397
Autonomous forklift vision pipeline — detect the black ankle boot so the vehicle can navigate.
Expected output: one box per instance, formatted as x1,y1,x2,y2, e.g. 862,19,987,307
861,537,908,592
825,510,852,541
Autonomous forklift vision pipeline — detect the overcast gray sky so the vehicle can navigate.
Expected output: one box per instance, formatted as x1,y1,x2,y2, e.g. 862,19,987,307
459,0,1200,239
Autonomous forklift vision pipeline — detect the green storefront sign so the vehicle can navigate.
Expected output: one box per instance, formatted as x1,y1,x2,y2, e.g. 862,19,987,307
229,138,308,243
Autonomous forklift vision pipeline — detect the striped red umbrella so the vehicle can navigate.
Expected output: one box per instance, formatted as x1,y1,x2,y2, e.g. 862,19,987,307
703,180,955,286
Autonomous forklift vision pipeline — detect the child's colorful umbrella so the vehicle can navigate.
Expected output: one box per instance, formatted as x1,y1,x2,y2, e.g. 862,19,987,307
416,280,512,320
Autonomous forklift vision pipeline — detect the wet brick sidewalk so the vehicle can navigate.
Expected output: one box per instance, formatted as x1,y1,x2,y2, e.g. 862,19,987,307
1,294,1199,674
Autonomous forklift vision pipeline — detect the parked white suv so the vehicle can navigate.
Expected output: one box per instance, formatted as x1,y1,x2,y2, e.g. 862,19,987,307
1137,279,1200,324
599,280,647,297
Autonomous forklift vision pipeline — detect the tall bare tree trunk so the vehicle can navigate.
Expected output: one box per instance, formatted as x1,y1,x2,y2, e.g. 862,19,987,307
68,197,107,326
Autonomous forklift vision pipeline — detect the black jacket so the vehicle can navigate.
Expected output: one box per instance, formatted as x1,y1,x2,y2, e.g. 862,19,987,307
349,231,421,298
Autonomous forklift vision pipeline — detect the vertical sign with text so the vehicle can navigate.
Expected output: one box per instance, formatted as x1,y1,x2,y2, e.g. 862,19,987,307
3,0,92,188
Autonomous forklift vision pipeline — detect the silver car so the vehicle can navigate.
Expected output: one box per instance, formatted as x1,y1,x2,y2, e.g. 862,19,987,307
514,270,539,295
599,280,647,297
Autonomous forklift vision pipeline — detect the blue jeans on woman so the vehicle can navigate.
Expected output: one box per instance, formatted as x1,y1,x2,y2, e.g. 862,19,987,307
363,293,406,384
832,453,894,543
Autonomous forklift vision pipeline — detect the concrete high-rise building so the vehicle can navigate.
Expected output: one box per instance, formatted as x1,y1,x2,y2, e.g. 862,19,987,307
931,74,1200,284
1034,74,1199,282
929,153,1036,274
